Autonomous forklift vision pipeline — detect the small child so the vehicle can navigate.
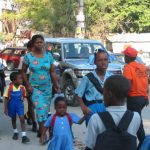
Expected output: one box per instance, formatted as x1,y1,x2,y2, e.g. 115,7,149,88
85,75,144,150
4,72,30,144
40,96,85,150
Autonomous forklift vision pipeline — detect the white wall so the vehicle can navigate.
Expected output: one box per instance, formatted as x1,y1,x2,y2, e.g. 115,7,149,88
112,42,150,53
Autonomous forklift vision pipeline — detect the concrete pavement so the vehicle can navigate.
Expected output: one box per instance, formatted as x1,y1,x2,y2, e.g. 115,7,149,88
0,72,150,150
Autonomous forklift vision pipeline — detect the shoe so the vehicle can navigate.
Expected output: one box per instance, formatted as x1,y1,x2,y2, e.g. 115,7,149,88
12,133,19,140
22,136,30,144
27,118,33,125
32,122,37,132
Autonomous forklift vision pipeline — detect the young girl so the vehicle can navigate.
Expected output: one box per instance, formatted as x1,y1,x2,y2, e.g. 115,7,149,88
40,96,85,150
4,72,30,143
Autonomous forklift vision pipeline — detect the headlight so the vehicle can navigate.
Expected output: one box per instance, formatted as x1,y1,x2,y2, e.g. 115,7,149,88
74,69,93,78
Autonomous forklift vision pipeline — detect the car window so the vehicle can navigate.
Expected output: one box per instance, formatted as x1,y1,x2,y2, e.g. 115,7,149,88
45,42,62,61
63,43,103,59
2,49,12,54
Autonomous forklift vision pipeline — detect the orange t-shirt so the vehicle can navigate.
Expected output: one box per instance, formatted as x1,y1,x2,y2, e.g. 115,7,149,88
123,61,148,99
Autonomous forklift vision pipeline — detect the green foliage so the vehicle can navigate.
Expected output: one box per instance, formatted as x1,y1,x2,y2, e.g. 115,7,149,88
14,0,77,36
85,0,150,37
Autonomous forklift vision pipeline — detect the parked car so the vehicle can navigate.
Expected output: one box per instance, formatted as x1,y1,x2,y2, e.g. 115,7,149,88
0,47,27,70
45,38,124,106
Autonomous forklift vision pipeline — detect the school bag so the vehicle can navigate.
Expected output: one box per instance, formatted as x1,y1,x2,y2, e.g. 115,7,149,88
139,135,150,150
49,113,72,138
94,110,137,150
51,113,72,127
8,83,26,99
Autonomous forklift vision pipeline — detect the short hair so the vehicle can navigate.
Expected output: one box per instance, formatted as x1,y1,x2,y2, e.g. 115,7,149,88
54,96,67,106
31,34,44,44
10,72,21,82
94,48,108,60
104,75,130,100
27,40,33,49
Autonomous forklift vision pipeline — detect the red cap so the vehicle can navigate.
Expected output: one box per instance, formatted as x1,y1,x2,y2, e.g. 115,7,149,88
122,47,138,58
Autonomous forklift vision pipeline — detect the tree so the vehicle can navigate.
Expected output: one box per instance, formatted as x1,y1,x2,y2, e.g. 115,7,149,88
85,0,150,39
13,0,77,36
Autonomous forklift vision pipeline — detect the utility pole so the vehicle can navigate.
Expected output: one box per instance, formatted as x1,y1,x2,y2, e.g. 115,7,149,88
75,0,85,38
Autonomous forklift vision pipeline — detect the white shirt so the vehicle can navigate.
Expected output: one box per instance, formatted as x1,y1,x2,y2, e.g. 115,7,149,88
0,58,7,70
85,106,141,149
18,56,29,74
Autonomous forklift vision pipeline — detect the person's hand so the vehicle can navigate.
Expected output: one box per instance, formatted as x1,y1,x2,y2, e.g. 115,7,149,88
4,108,8,116
27,84,33,93
81,105,92,116
53,86,61,94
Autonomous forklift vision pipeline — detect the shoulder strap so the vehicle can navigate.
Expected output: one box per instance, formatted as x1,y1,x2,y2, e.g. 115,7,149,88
51,114,57,128
98,112,117,130
66,113,72,125
86,72,103,94
117,110,134,131
8,83,13,98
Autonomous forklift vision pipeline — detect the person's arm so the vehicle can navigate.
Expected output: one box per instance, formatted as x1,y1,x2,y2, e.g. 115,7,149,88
40,126,48,145
21,63,33,93
75,95,91,116
50,64,60,92
85,115,99,150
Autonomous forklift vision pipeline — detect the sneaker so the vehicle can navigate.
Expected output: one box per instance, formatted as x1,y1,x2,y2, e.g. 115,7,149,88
12,133,19,140
32,122,37,132
27,118,33,125
22,136,30,144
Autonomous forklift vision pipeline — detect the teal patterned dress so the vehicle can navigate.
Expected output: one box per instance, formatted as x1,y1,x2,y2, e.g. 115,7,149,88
24,51,54,122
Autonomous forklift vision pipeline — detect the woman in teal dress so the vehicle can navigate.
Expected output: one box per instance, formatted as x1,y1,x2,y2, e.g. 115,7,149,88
22,35,59,138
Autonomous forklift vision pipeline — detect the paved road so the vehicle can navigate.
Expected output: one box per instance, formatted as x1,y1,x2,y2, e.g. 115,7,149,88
0,72,150,150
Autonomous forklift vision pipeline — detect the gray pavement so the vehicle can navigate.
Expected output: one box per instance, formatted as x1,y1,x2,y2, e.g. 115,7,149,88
0,72,150,150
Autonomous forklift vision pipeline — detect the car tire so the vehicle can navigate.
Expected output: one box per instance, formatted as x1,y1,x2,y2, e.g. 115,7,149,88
7,61,15,71
63,79,79,107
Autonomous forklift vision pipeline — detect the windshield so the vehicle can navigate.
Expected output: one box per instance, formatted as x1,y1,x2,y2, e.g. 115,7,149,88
63,43,104,59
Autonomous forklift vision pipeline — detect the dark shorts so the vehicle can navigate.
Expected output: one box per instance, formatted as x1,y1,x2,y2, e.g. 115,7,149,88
8,100,24,118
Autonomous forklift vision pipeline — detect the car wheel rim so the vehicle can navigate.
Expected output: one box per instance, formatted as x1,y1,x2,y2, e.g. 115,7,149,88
64,85,74,101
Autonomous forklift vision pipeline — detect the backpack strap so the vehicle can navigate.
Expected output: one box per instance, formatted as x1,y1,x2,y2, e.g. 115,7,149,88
8,83,13,99
98,112,117,130
66,113,72,125
51,113,72,128
51,114,57,128
117,110,134,131
86,72,103,94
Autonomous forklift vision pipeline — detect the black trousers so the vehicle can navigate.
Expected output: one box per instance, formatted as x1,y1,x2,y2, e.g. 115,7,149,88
127,96,147,148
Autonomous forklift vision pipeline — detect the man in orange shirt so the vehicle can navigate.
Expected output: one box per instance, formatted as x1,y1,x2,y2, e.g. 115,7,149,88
123,47,149,143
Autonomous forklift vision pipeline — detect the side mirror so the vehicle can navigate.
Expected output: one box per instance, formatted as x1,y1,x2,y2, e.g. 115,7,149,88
53,52,61,61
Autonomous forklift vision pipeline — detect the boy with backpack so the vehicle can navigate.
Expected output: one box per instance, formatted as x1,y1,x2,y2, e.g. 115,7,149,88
85,75,144,150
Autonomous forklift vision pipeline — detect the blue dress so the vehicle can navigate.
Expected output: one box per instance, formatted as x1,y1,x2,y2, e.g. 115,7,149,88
44,113,81,150
24,51,54,122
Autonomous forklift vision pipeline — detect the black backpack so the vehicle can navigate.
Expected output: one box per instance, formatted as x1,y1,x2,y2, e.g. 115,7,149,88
94,110,137,150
